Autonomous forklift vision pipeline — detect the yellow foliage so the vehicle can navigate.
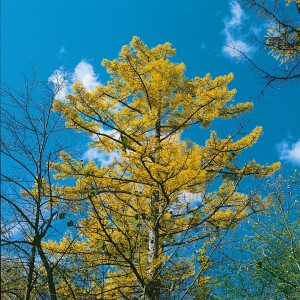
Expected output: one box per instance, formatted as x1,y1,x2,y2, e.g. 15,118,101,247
51,37,280,298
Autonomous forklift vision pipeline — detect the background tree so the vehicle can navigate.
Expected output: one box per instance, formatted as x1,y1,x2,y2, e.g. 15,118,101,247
0,72,72,299
208,170,300,299
50,37,280,299
237,0,300,93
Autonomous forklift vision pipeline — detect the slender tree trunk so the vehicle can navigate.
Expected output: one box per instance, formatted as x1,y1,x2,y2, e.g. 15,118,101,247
25,245,37,300
146,212,161,300
37,245,57,300
146,117,162,299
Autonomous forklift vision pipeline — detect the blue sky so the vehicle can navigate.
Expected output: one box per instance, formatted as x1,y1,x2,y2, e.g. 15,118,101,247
2,0,300,171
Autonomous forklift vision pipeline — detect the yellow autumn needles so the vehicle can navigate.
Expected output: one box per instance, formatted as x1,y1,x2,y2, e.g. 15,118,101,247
50,37,280,299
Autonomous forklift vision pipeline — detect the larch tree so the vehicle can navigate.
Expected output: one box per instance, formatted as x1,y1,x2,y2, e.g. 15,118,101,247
49,37,280,299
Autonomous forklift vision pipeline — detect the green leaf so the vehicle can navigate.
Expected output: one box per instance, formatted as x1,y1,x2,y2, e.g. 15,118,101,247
121,135,128,144
89,190,97,196
67,220,74,227
59,213,66,219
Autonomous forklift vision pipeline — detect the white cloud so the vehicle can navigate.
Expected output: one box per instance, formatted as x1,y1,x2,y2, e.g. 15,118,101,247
2,221,26,239
83,148,120,166
178,191,203,207
59,46,66,55
90,128,120,142
85,129,121,165
162,132,181,143
48,68,69,101
168,191,202,214
49,61,121,167
228,0,243,27
48,60,100,101
200,43,207,50
72,60,100,91
223,39,254,58
99,128,120,139
277,139,300,166
222,0,256,58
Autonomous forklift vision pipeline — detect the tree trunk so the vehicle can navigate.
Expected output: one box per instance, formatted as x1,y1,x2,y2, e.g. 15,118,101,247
146,192,161,300
37,245,57,300
144,116,163,300
25,245,36,300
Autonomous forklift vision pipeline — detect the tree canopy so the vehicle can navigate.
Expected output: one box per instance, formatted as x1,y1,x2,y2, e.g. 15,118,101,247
44,37,280,299
211,171,300,299
240,0,300,91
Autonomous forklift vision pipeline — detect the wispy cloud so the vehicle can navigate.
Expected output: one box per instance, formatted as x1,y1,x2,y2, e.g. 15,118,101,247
200,43,207,50
48,67,69,101
59,46,66,56
277,139,300,166
90,128,120,143
222,0,256,58
85,128,121,166
83,148,120,166
72,60,100,91
178,191,203,205
7,223,24,237
48,60,100,100
99,128,120,140
168,191,202,214
49,61,115,166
